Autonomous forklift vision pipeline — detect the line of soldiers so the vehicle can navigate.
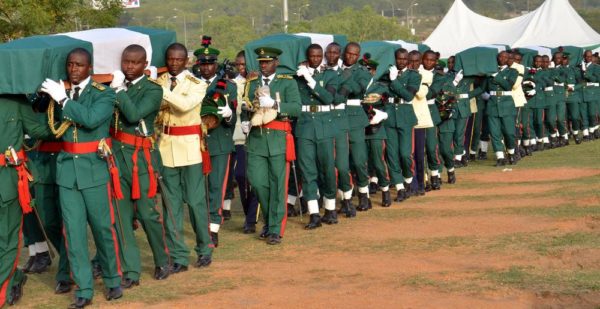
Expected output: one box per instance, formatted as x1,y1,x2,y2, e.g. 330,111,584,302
1,40,598,309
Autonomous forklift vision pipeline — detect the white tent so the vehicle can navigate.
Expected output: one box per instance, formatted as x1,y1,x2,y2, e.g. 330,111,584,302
424,0,600,58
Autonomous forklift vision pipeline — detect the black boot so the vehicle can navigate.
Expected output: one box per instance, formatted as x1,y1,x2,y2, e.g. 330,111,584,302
394,188,406,202
431,175,441,190
210,232,218,248
382,191,392,207
424,181,432,192
478,150,488,160
321,210,338,224
453,159,463,168
305,214,322,229
345,199,357,218
508,153,516,165
461,156,469,167
575,135,582,144
537,142,545,151
519,145,527,157
448,171,456,184
357,192,370,211
28,251,51,274
287,203,298,217
300,197,308,214
222,209,231,221
403,182,414,198
22,256,35,273
495,158,507,167
368,182,378,194
469,153,477,161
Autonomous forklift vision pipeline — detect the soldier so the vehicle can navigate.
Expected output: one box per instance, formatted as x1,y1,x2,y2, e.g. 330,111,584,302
563,53,584,144
40,47,123,308
108,44,171,288
240,47,301,244
294,44,339,229
551,51,569,146
385,48,420,200
581,50,600,141
508,51,527,159
193,43,236,247
155,43,213,272
523,55,548,152
485,51,519,166
541,55,557,149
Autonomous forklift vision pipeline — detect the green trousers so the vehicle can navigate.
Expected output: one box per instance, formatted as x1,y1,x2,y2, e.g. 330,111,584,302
385,126,413,186
425,127,441,171
487,115,516,152
521,106,535,140
298,137,336,201
452,116,469,156
162,163,212,266
366,139,390,188
556,101,568,135
581,100,598,129
207,153,231,228
115,158,169,281
0,198,23,308
348,127,369,188
531,107,546,139
439,131,455,170
566,102,581,131
544,104,558,136
60,184,121,300
333,130,352,193
247,153,288,236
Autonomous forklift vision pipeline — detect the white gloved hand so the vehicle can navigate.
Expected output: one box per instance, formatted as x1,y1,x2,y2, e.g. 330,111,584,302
217,104,233,118
481,92,491,100
259,95,275,108
241,121,251,134
110,70,126,89
148,66,158,80
522,80,536,88
549,61,555,68
491,72,498,78
369,109,388,125
526,89,537,96
582,62,587,72
389,66,399,81
296,65,311,77
567,85,575,91
453,69,464,86
40,79,67,104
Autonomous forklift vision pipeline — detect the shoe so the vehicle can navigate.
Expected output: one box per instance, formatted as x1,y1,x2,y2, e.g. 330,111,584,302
453,159,463,168
287,203,299,217
22,256,35,273
170,263,188,274
469,153,477,161
28,251,51,273
154,266,170,280
550,137,557,148
431,175,441,190
210,232,218,248
394,189,406,202
477,150,488,161
300,198,308,214
508,154,517,165
424,182,432,192
403,182,413,198
55,280,73,294
357,193,370,211
583,135,591,142
525,146,533,156
563,138,570,146
382,191,392,207
418,188,426,196
243,224,256,234
121,277,139,289
68,297,91,309
305,214,322,229
461,156,469,167
575,136,582,144
321,210,338,224
495,158,506,167
339,199,356,218
195,255,212,268
7,274,26,305
537,143,544,151
544,142,551,150
448,171,456,184
222,210,231,221
368,182,378,194
259,225,269,238
266,234,282,245
105,286,123,301
519,146,527,158
92,262,102,279
513,150,521,162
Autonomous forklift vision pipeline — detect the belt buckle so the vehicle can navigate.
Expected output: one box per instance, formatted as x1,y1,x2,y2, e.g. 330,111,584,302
310,105,317,113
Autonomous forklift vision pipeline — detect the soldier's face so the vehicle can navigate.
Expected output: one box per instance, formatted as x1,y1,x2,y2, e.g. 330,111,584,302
542,58,549,68
235,56,246,75
497,52,508,66
534,57,542,68
584,51,592,63
343,45,360,66
552,53,562,66
166,49,188,76
447,57,455,71
422,53,436,70
408,55,421,70
199,62,217,79
307,48,323,68
66,53,92,85
562,57,569,66
121,51,147,81
507,54,514,66
259,59,278,76
325,46,340,66
513,54,522,64
395,52,408,70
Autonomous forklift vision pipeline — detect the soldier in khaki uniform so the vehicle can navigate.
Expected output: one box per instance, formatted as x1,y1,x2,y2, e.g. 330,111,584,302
155,43,213,272
508,51,527,160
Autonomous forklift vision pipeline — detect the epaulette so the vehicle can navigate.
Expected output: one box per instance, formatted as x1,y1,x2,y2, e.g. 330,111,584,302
147,78,162,87
92,81,105,91
246,75,258,82
186,75,201,84
276,74,293,79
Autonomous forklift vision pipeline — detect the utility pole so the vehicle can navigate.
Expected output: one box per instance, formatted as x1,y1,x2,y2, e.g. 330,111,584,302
283,0,289,33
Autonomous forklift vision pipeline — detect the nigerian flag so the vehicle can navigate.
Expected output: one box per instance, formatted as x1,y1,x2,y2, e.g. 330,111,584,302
0,27,176,94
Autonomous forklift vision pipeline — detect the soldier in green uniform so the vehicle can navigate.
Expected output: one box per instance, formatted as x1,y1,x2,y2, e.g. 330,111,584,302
550,51,569,146
240,47,301,244
523,55,548,152
541,55,557,148
40,48,123,308
294,44,339,228
193,44,236,247
385,48,420,201
581,50,600,141
563,54,584,144
108,44,170,288
484,51,519,166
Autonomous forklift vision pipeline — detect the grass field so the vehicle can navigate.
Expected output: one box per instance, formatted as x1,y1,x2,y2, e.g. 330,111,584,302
18,140,600,308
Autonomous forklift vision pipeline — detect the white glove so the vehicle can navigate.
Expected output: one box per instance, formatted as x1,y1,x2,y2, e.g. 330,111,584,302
241,121,250,134
582,63,587,72
110,70,126,89
369,109,388,125
491,72,498,78
522,81,536,88
296,65,311,78
481,92,491,100
259,95,275,108
567,85,575,91
217,104,233,118
40,79,67,104
453,70,464,86
526,89,536,96
389,66,399,81
549,61,555,68
148,66,158,80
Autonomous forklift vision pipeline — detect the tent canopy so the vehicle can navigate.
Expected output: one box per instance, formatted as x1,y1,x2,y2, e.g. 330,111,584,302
425,0,600,58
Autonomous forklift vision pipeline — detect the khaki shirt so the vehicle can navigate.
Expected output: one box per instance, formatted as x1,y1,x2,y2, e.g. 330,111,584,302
511,62,527,108
413,69,434,129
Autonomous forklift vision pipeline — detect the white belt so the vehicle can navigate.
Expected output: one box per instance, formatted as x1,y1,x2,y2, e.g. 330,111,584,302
427,99,435,105
301,105,330,112
458,94,469,99
388,97,411,104
568,84,575,88
346,99,361,106
554,83,564,87
330,103,346,110
544,86,554,91
489,91,512,96
586,82,599,87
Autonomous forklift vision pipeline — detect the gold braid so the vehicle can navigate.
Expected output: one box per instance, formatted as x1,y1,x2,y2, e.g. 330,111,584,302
113,108,120,133
22,140,42,152
47,99,72,138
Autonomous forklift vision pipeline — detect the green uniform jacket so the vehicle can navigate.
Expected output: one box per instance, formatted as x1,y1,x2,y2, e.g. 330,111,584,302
385,68,420,128
243,74,301,157
445,72,479,118
524,67,549,108
486,67,518,117
425,71,445,126
542,68,557,106
582,63,600,102
55,81,116,189
206,78,237,156
295,67,338,140
113,76,163,174
364,80,388,140
553,66,568,100
330,67,349,133
565,66,584,103
337,64,372,130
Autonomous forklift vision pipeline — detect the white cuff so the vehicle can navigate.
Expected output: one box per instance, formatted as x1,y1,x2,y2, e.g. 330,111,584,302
287,195,297,205
210,223,220,233
343,189,353,200
323,197,336,210
223,199,231,211
307,200,319,214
